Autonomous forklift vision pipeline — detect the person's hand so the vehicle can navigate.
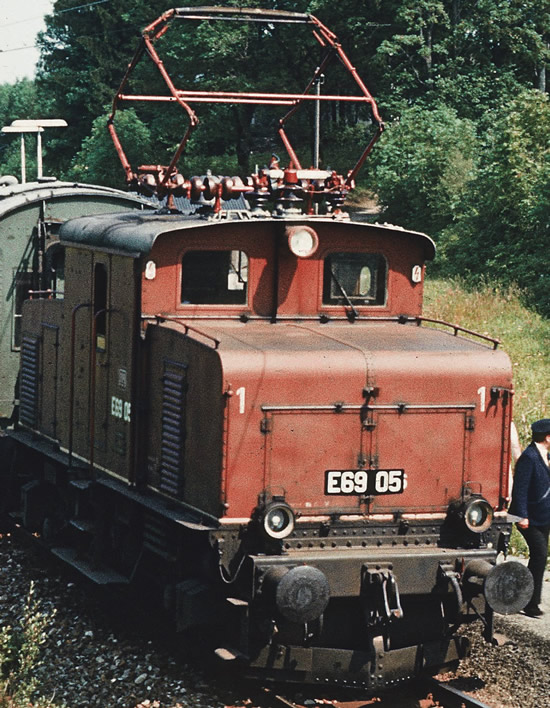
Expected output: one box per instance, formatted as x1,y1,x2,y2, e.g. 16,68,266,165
517,518,529,529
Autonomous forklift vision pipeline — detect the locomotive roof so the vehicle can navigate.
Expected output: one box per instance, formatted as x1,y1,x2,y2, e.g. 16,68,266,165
162,319,505,355
58,210,436,260
0,178,153,218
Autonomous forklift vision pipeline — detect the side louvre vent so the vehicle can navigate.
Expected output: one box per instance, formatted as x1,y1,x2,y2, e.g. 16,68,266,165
159,362,187,498
142,512,175,561
19,336,39,428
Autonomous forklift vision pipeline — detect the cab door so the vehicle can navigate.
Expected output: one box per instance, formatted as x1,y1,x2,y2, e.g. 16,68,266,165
90,255,139,482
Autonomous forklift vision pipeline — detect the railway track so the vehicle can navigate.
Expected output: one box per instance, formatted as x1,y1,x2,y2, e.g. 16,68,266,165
228,679,492,708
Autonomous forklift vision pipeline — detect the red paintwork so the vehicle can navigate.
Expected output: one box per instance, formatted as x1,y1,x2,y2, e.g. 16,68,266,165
139,218,512,521
141,220,430,319
7,9,519,688
194,321,511,519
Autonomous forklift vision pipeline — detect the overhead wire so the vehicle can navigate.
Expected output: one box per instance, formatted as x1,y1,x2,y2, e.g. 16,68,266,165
0,0,111,28
0,0,116,55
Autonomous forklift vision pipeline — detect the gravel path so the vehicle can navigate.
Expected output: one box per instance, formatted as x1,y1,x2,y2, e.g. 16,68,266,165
1,532,549,708
440,566,550,707
0,534,231,708
439,612,550,708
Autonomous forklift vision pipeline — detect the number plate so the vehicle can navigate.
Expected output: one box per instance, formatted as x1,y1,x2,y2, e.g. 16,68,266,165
325,469,406,496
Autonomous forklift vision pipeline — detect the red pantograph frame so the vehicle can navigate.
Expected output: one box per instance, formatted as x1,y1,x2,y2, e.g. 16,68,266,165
108,7,384,193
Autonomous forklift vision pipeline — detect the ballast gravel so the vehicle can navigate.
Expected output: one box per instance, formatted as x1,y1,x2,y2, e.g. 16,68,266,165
1,533,549,708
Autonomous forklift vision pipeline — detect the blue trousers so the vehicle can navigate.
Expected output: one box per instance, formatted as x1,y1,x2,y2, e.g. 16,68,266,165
518,524,550,607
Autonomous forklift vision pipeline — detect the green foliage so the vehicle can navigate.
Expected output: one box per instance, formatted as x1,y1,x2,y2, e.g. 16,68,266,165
69,109,153,187
0,582,62,708
370,0,550,117
508,526,529,559
438,90,550,317
0,81,40,179
35,0,169,175
367,105,478,236
375,0,450,96
0,0,548,324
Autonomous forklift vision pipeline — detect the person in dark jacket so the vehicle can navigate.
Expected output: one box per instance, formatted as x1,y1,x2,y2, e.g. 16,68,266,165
509,418,550,617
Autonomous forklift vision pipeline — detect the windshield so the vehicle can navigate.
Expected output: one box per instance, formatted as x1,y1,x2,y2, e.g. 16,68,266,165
323,253,387,306
181,250,248,305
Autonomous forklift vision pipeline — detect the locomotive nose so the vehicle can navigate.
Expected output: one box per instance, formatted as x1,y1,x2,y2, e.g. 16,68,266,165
262,565,330,624
463,559,534,615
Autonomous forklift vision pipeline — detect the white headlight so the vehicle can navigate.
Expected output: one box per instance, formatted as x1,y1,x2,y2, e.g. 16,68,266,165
287,226,319,258
464,498,493,533
262,502,295,539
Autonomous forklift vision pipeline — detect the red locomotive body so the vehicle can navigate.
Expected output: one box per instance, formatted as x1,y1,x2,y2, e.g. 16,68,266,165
7,208,530,689
0,6,533,693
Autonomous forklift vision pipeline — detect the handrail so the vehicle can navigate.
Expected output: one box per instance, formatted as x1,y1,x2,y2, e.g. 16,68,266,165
28,289,62,299
68,303,92,469
142,313,500,351
416,316,500,349
146,314,220,349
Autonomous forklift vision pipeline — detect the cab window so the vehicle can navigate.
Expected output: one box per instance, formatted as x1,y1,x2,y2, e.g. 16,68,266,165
323,253,386,306
94,263,108,351
12,270,33,351
181,250,248,305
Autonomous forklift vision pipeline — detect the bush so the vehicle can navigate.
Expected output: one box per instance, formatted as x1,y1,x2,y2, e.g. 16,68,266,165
366,104,478,238
68,108,154,188
438,90,550,319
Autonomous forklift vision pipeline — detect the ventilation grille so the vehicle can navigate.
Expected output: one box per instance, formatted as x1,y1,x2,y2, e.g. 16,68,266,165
19,336,39,428
142,512,175,560
159,364,187,498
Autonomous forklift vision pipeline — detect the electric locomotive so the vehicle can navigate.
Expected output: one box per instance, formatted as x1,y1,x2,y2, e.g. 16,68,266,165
1,7,532,692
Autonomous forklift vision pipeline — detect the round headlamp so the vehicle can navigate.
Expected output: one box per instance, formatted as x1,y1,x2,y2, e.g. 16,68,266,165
286,226,319,258
464,498,493,533
262,501,295,540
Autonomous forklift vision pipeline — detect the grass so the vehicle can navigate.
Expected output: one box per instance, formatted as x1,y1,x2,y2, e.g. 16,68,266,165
423,277,550,562
0,582,63,708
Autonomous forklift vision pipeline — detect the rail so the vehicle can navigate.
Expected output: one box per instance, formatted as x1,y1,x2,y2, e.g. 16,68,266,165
144,314,221,349
243,679,492,707
416,316,500,349
261,402,476,412
28,288,62,299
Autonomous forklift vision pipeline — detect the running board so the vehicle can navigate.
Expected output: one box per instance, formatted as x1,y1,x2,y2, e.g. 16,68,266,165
51,547,129,585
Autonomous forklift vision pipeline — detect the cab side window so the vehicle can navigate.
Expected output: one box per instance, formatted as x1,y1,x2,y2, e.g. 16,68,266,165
181,250,248,305
94,263,108,350
323,253,387,306
12,270,34,351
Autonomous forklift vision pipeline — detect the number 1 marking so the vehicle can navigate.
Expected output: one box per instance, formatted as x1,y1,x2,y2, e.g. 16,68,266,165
236,387,246,414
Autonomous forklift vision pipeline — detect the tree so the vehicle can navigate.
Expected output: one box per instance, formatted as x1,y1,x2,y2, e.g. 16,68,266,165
25,0,550,327
69,109,153,188
438,90,550,316
33,1,550,180
367,104,478,237
35,0,169,177
372,0,550,118
0,80,41,179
